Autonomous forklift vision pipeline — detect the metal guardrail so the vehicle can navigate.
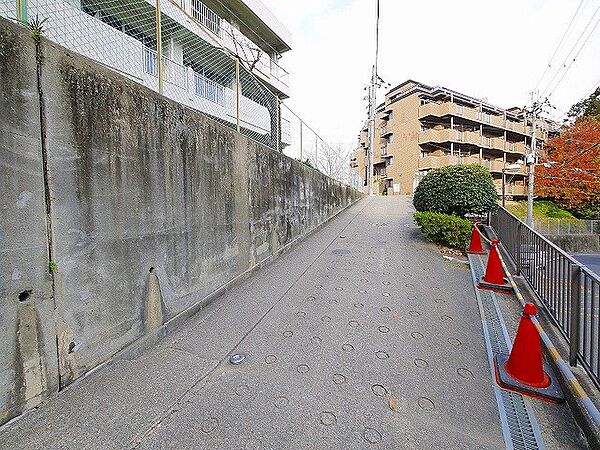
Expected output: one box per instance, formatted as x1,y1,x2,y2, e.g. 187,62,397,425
491,206,600,389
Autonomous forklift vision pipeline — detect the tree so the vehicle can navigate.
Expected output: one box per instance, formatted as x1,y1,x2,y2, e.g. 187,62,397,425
567,87,600,122
313,142,352,184
222,25,262,71
536,118,600,217
413,164,498,216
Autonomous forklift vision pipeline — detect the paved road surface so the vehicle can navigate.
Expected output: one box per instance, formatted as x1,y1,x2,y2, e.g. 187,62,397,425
0,197,587,449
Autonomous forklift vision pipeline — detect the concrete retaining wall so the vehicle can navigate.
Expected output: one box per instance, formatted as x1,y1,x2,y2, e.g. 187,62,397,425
0,17,362,425
547,235,600,254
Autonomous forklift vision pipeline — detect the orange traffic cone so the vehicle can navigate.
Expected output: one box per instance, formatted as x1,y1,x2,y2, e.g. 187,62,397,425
495,303,564,402
477,240,512,292
466,222,485,254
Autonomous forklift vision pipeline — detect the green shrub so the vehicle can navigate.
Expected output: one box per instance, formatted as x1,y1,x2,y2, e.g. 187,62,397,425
414,212,472,249
413,164,498,216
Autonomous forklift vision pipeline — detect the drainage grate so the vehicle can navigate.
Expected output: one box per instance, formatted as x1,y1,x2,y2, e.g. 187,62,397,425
469,254,544,450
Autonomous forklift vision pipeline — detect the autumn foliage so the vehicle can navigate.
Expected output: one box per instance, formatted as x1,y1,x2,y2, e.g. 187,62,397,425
536,118,600,217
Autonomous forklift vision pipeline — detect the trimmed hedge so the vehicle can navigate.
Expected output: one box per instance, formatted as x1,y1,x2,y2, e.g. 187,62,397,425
414,212,472,249
413,164,498,216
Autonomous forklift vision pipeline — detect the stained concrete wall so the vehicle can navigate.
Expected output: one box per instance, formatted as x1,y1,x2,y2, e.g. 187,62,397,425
0,17,362,425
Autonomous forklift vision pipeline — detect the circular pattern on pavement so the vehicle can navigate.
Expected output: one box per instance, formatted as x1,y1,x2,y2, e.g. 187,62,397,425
375,350,389,360
418,397,435,411
319,412,337,426
200,418,219,434
371,384,388,397
363,427,382,444
333,373,346,385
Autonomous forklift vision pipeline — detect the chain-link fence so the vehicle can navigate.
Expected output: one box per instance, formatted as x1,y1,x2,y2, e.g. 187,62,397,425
280,103,352,183
1,0,341,165
533,218,600,236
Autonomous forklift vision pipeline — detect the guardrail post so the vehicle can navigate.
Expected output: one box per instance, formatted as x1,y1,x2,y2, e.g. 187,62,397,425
569,263,581,366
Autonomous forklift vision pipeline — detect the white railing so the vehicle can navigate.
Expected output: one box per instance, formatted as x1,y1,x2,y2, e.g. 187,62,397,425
223,23,289,88
143,47,158,77
190,0,221,37
270,59,289,87
162,56,187,89
143,47,187,89
193,72,224,105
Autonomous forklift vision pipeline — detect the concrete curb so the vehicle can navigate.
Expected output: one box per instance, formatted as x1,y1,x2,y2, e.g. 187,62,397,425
481,225,600,448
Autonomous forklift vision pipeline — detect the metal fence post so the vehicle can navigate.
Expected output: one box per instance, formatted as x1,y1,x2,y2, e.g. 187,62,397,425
276,97,281,153
299,120,303,160
16,0,27,24
314,135,318,168
235,58,240,133
569,263,581,366
155,0,163,95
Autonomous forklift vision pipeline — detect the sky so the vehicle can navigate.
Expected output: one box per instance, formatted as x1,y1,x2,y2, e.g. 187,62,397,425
262,0,600,154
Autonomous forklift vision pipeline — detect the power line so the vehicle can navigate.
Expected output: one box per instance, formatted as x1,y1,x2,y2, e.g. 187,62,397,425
541,4,600,97
534,0,586,92
544,14,600,98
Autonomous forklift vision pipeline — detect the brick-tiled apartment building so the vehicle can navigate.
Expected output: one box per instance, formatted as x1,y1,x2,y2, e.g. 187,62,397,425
350,80,557,196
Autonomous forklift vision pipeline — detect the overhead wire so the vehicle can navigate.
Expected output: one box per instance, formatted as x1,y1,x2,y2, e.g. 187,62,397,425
534,0,587,92
544,14,600,98
541,4,600,98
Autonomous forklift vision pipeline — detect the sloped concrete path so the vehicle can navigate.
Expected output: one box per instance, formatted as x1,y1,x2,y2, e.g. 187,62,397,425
0,197,586,449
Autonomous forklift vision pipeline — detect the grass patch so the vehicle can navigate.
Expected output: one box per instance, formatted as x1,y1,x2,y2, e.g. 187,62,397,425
505,200,576,220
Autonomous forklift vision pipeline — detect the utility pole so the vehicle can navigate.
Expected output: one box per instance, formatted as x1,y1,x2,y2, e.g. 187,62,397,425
367,0,380,196
526,92,539,228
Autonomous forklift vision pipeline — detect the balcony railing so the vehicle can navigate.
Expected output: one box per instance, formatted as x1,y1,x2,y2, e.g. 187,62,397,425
193,72,224,105
223,23,289,88
190,0,222,37
143,47,187,89
419,102,529,135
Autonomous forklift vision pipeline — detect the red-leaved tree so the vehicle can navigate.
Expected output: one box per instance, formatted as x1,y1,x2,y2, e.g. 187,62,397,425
536,118,600,215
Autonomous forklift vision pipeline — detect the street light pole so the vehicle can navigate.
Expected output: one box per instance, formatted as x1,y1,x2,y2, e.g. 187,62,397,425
367,0,380,196
502,168,506,208
526,93,538,228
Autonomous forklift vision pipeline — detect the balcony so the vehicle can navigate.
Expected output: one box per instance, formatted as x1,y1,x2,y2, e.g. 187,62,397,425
419,102,528,135
189,0,222,37
419,128,532,156
418,128,456,144
495,183,527,196
381,127,393,138
168,0,289,93
505,141,527,155
381,146,393,158
418,154,460,170
222,22,289,89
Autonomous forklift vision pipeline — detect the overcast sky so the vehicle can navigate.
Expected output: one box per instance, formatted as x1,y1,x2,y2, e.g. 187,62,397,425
263,0,600,151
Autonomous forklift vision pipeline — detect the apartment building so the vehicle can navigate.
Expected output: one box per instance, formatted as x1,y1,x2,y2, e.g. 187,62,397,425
350,80,557,197
2,0,292,146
